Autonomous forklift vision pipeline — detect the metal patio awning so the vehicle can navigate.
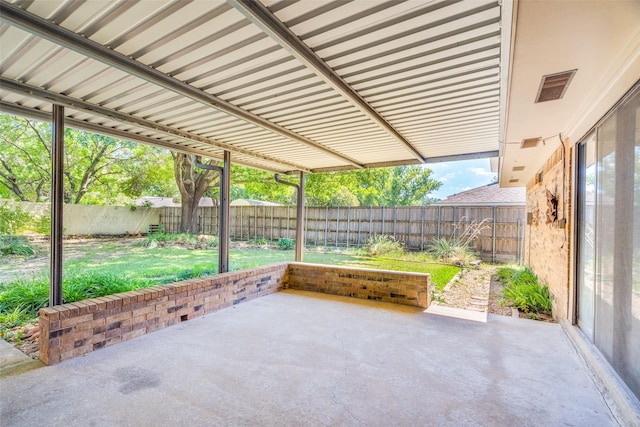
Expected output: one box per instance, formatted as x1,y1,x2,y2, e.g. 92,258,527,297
0,0,510,173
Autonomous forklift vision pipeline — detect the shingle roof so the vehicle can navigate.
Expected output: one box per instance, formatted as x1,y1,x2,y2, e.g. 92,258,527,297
435,183,525,205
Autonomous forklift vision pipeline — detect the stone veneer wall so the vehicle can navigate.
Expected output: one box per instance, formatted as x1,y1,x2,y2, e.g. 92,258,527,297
524,142,572,320
38,263,289,365
286,263,430,308
38,263,430,365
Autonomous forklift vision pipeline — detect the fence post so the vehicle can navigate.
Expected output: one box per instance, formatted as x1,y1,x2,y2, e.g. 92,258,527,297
287,205,290,239
516,218,520,264
239,206,243,241
381,206,385,235
324,206,328,247
335,206,339,247
393,206,397,238
357,211,362,248
315,208,319,246
421,206,425,251
452,206,457,238
369,206,373,240
492,206,497,263
346,207,350,248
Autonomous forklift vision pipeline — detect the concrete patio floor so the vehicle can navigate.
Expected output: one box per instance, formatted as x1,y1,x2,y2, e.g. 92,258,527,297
0,290,618,426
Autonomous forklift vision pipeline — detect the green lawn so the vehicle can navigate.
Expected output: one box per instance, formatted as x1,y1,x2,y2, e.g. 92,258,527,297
0,240,459,331
62,246,458,289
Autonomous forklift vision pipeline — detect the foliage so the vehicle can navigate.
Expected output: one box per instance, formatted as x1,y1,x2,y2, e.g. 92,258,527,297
1,114,442,209
0,114,178,205
204,236,219,248
229,164,442,207
0,203,33,234
498,266,552,315
0,272,144,324
249,237,268,246
277,237,294,250
0,239,461,331
32,210,52,235
0,235,35,256
428,218,489,266
365,234,404,257
0,306,34,333
140,233,217,249
0,277,50,316
429,237,461,261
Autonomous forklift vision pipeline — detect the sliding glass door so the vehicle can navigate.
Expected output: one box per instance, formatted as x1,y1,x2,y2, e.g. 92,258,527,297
575,82,639,400
576,133,596,340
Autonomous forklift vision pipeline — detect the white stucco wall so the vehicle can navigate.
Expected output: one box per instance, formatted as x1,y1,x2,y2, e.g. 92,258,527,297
1,200,159,235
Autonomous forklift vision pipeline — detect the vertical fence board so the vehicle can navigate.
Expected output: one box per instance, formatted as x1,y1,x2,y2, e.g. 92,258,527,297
159,204,525,262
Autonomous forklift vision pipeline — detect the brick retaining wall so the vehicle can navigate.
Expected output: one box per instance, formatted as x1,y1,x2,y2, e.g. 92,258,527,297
38,263,288,365
38,263,430,365
286,263,430,308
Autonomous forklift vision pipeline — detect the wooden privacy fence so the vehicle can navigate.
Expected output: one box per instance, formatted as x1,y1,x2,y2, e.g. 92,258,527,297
159,205,526,263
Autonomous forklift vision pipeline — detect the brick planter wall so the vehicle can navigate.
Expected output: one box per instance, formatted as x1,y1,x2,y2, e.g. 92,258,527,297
38,263,288,365
38,262,430,365
286,263,430,308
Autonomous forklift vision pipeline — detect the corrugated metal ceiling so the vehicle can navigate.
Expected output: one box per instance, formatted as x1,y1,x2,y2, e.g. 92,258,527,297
0,0,509,173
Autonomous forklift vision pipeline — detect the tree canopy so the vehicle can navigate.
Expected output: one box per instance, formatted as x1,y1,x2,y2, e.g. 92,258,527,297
0,114,176,204
230,166,442,206
0,114,442,208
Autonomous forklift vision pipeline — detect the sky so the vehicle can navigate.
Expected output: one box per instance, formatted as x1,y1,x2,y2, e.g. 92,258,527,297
425,158,497,200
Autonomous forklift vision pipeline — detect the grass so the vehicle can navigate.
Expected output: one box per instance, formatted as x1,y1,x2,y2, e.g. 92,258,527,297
0,238,461,335
0,235,36,256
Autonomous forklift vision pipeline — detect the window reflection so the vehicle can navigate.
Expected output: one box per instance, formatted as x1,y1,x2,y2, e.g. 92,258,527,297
576,84,640,400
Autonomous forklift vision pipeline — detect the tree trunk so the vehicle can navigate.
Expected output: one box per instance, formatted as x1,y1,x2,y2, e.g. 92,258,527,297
180,195,200,234
173,153,217,234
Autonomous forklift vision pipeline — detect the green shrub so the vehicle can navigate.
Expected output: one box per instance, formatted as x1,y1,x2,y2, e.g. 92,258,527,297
277,237,294,250
204,236,218,248
429,237,460,261
33,213,51,235
428,237,475,266
0,204,33,235
365,234,404,257
62,272,144,303
0,272,149,323
249,237,268,246
498,266,552,314
0,277,49,316
0,306,34,332
0,235,35,256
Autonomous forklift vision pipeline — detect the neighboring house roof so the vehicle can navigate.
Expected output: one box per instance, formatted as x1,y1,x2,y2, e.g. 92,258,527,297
135,197,215,208
230,199,282,206
435,183,526,206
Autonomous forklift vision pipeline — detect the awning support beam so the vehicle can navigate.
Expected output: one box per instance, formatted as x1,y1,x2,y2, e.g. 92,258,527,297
274,172,305,262
50,105,64,306
0,2,363,169
194,154,230,273
220,151,231,273
229,0,425,163
0,78,310,174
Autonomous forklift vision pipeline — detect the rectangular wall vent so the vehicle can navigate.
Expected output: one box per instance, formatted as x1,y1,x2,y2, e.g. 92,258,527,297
509,179,519,183
536,70,577,102
512,166,525,171
521,137,541,149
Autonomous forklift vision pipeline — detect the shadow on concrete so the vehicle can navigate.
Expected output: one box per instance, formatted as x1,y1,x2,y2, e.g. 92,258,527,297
0,290,617,426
